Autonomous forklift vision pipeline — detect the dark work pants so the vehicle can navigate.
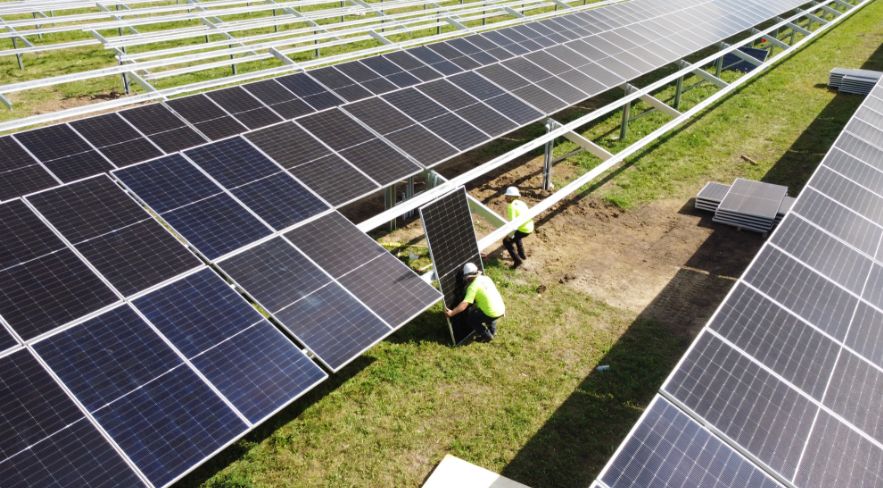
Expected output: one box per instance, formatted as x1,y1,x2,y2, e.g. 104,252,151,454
466,307,499,340
503,230,530,262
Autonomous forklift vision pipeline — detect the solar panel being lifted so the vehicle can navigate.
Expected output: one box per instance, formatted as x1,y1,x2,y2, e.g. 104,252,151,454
596,79,883,488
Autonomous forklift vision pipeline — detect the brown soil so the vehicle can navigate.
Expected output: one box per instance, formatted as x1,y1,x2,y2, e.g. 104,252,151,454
374,152,765,337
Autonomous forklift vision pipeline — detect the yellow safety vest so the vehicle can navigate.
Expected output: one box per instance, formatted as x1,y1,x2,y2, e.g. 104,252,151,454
507,199,534,234
464,275,506,318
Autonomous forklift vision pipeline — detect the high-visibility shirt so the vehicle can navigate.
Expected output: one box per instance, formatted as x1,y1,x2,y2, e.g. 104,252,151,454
463,275,506,318
507,199,534,234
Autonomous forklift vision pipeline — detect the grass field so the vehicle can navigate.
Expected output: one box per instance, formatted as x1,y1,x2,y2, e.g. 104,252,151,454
169,2,883,487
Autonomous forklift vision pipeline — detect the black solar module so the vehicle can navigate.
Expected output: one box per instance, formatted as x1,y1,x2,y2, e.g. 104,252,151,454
114,154,272,260
166,94,248,140
134,268,327,424
207,86,283,129
383,51,444,82
338,252,441,328
344,97,414,135
119,103,207,153
274,282,391,371
245,122,332,168
0,136,58,201
383,125,458,167
34,304,247,487
335,61,397,95
0,326,16,353
14,123,93,162
419,187,482,344
0,200,119,340
308,67,373,102
0,349,144,487
338,139,422,186
297,108,374,151
382,88,450,122
287,154,380,206
185,137,329,229
243,79,316,119
275,73,344,110
602,397,781,488
422,113,489,151
27,176,202,296
71,113,163,167
283,212,388,279
408,46,463,76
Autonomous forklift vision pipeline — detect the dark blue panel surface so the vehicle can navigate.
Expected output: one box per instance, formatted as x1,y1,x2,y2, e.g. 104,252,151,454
34,305,182,412
163,194,272,260
114,155,222,213
134,268,262,357
275,282,390,371
0,349,83,460
0,326,16,352
284,212,387,278
94,365,247,488
0,418,145,488
219,237,330,313
602,398,781,488
192,323,326,423
231,172,328,230
185,137,281,188
0,200,66,270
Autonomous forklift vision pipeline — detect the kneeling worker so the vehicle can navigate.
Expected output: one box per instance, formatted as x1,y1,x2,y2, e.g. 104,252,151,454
503,186,534,269
444,263,505,342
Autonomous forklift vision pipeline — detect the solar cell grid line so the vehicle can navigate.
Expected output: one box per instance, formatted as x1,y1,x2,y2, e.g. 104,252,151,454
113,154,273,260
132,268,328,425
808,166,883,228
837,130,883,165
446,37,498,66
599,396,783,488
790,188,883,257
307,66,373,102
0,348,147,487
415,79,519,136
275,72,345,111
0,199,120,342
69,112,164,167
0,135,60,202
118,103,208,153
165,94,248,141
13,123,116,183
334,60,398,95
206,86,284,130
382,50,446,83
661,331,819,481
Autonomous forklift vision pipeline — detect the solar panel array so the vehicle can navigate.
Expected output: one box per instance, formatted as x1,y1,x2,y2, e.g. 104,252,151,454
420,187,485,345
1,0,816,207
595,79,883,488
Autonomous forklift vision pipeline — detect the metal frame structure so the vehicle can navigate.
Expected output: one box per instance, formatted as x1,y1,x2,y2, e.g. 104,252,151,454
354,0,870,281
0,0,614,129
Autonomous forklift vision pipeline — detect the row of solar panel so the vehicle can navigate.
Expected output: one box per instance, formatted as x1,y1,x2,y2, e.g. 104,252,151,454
0,172,440,486
598,82,883,487
0,0,808,207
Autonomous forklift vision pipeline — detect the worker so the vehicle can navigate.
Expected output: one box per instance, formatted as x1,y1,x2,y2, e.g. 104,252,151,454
502,186,534,269
444,262,505,342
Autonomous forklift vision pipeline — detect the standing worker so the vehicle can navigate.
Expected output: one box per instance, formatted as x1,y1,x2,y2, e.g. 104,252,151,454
502,186,534,269
445,263,505,342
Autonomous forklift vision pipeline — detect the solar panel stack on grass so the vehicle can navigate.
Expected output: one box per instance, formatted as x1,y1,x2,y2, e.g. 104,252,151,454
828,68,882,95
694,181,730,212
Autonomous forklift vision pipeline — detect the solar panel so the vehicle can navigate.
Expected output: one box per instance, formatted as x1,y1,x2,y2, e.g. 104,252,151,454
206,86,283,129
184,137,329,230
283,212,387,279
296,108,374,151
133,268,327,424
218,236,390,371
0,136,59,201
287,153,380,206
242,79,316,119
114,154,272,260
25,176,201,295
14,124,115,183
275,73,344,110
0,349,144,487
308,67,373,102
166,95,248,140
601,397,780,488
0,200,119,341
71,113,163,167
32,304,248,488
598,77,883,488
119,104,207,153
419,187,483,344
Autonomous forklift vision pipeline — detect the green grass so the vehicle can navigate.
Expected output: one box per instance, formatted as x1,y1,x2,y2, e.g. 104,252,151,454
177,4,883,487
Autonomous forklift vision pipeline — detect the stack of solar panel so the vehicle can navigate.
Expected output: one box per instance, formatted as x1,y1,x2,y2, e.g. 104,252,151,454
711,178,789,233
828,68,882,94
694,181,730,212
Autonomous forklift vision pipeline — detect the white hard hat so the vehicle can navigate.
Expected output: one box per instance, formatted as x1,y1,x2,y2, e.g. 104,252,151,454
504,186,521,197
462,262,479,276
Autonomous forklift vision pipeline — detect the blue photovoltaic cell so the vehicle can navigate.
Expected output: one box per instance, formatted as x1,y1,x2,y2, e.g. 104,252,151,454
134,268,327,424
231,172,328,230
133,268,262,357
0,200,66,271
275,282,391,371
602,398,781,488
0,326,16,352
161,194,272,260
192,323,327,423
93,365,247,488
114,154,221,214
184,137,281,188
33,305,183,412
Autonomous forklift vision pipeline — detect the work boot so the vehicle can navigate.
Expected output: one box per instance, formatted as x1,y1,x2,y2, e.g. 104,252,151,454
511,258,523,269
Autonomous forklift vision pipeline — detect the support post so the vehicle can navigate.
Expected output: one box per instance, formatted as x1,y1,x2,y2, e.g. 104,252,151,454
12,37,23,70
542,119,555,191
384,185,397,231
404,176,416,219
674,76,683,109
619,86,632,141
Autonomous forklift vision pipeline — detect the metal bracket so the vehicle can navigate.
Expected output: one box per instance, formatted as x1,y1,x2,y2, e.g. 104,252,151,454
551,0,573,9
444,17,469,30
818,4,843,15
624,83,682,117
126,71,159,93
785,21,812,35
751,28,790,49
0,92,12,109
678,60,729,87
270,47,298,65
369,30,392,44
800,9,829,25
548,119,614,161
502,6,525,17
